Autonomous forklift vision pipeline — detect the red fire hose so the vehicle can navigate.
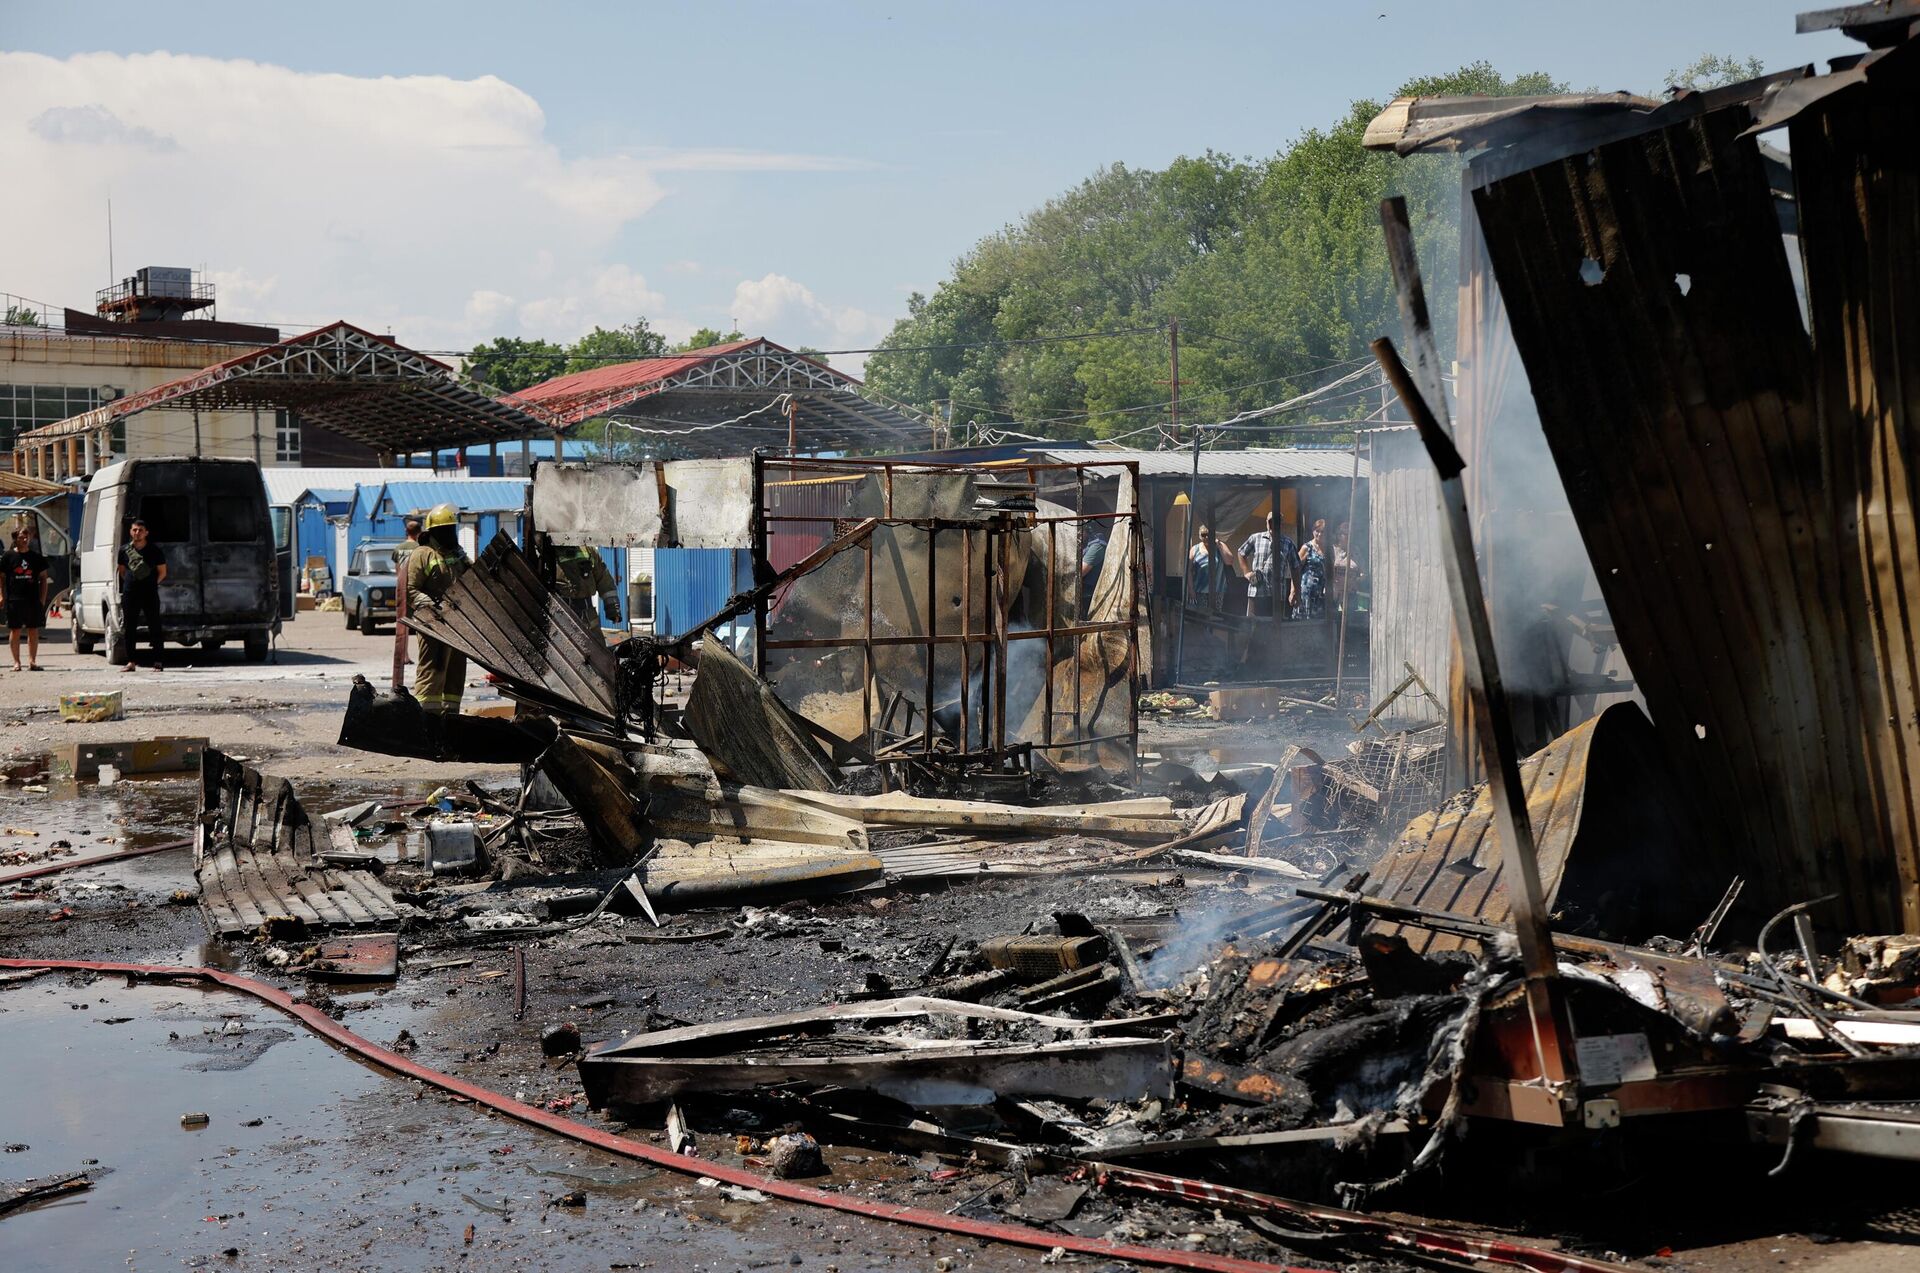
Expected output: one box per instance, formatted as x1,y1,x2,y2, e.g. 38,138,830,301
0,957,1327,1273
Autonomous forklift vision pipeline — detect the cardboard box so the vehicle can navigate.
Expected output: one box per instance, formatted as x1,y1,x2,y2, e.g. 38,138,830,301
1207,687,1279,721
57,691,124,723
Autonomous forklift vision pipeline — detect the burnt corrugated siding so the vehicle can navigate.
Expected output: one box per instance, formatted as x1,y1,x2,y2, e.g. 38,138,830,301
1790,50,1920,928
1471,97,1914,931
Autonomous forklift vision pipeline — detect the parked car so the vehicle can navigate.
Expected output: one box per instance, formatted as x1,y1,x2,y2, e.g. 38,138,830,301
341,540,403,634
72,457,284,664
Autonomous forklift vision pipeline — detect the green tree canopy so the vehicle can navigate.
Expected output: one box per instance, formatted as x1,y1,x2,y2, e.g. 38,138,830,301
464,335,567,395
1663,53,1765,94
563,317,670,376
673,326,745,352
863,62,1561,442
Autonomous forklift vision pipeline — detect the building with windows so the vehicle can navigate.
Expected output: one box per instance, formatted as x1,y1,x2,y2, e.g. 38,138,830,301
2,268,393,475
2,321,279,470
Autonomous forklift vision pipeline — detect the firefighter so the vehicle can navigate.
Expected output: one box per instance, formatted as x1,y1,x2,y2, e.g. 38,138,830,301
406,504,469,715
552,542,622,640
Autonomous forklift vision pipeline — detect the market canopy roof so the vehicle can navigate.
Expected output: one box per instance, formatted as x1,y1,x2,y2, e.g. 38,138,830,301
19,322,554,456
1026,446,1369,482
506,337,936,459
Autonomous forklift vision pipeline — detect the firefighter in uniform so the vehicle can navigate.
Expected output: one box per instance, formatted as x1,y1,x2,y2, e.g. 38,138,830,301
552,542,622,641
407,504,469,714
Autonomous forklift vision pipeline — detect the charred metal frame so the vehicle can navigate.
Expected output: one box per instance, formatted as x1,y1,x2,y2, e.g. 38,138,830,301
753,454,1142,777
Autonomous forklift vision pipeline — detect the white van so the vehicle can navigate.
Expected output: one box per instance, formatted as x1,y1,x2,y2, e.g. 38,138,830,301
72,457,284,663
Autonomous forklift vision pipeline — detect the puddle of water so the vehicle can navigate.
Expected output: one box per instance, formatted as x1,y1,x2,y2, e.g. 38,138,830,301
0,978,386,1272
0,977,1023,1270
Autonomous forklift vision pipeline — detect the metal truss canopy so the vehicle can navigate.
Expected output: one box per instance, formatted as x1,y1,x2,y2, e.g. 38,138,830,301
508,338,935,458
20,322,554,456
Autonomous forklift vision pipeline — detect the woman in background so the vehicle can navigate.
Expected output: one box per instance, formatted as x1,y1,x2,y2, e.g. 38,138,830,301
1294,518,1329,619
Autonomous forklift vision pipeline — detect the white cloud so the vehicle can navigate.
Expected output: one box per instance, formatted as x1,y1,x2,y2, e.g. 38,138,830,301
516,264,668,336
29,104,178,151
729,272,892,376
0,52,872,354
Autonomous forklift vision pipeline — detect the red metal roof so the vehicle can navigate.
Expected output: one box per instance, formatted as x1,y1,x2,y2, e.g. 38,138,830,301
510,337,762,406
504,337,864,424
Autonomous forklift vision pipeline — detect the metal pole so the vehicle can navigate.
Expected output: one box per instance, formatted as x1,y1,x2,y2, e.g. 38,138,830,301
251,408,262,465
1168,316,1180,441
1373,337,1572,1096
193,408,202,458
1375,195,1571,1101
1331,429,1363,701
1171,400,1201,687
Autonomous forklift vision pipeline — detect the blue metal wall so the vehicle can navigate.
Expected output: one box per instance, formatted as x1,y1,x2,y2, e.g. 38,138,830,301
653,548,750,639
295,502,333,573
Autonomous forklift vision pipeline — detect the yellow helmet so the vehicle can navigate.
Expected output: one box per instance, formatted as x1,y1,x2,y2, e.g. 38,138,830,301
423,503,458,530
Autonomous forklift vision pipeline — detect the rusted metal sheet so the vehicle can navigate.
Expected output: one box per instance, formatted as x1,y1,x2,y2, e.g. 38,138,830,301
1366,704,1715,953
195,747,409,938
1787,40,1920,931
405,532,618,723
1469,82,1920,932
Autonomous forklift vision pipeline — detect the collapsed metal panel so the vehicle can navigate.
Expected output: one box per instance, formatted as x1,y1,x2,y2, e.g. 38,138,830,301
403,533,619,723
1470,90,1918,931
1367,703,1714,952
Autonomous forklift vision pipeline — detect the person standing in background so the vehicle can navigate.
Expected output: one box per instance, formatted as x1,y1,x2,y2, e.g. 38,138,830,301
552,542,623,642
1236,512,1298,620
1295,518,1330,619
1331,519,1365,612
1,526,50,671
394,516,425,571
1187,525,1227,612
406,504,469,715
117,518,168,672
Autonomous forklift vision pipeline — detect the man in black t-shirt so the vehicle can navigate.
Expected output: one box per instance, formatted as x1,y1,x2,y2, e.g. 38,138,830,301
0,526,49,671
117,518,168,671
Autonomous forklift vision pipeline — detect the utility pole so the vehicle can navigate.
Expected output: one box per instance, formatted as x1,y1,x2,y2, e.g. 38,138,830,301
1170,317,1201,687
1168,318,1181,442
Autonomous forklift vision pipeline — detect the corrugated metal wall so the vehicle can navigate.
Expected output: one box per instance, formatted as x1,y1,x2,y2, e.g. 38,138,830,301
1471,72,1920,932
654,547,751,639
1366,428,1450,724
1791,57,1920,928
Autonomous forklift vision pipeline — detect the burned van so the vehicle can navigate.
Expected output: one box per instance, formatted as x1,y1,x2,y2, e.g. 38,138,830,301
73,458,282,663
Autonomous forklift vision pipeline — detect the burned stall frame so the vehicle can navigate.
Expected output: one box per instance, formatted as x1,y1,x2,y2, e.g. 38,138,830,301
752,454,1142,782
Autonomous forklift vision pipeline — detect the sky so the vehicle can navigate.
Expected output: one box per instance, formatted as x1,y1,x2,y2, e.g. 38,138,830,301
0,1,1855,375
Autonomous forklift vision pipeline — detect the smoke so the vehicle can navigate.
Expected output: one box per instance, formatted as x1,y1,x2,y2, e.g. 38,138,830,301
1446,202,1640,712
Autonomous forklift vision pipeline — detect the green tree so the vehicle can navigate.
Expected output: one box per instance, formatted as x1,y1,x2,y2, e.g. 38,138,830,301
1663,53,1765,94
464,335,566,394
864,62,1561,442
673,326,745,352
563,317,670,375
4,303,42,327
